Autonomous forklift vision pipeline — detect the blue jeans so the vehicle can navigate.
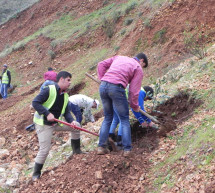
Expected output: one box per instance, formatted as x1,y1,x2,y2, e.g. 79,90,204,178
0,83,8,99
68,102,83,124
109,108,122,136
99,81,131,151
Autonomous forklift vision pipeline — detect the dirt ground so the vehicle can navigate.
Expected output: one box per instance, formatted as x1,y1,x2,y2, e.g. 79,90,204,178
16,92,202,193
0,0,215,192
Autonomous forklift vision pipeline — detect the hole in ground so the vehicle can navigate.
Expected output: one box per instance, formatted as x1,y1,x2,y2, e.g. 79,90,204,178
94,109,104,121
131,91,203,140
68,82,86,95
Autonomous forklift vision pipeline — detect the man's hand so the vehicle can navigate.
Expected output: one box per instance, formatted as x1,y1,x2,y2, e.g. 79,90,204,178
133,106,140,113
148,122,159,130
71,121,81,127
47,113,55,122
148,122,154,127
141,122,148,128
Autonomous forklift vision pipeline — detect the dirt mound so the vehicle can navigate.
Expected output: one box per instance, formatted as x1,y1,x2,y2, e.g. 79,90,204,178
152,92,202,136
19,144,150,193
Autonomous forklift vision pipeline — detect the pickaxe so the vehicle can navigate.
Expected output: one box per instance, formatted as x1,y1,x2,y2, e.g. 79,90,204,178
54,118,99,136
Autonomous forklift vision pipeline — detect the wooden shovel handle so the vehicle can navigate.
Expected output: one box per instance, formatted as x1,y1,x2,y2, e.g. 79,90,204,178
139,109,160,124
85,72,101,84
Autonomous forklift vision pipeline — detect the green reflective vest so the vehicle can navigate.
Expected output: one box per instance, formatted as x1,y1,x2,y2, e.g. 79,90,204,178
33,85,69,126
2,70,9,84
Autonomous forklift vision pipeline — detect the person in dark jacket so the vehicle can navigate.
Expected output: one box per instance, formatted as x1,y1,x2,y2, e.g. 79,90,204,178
32,71,82,180
0,64,11,99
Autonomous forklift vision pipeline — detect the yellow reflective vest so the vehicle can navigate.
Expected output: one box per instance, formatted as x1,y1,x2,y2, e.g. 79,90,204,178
2,70,9,84
33,85,69,126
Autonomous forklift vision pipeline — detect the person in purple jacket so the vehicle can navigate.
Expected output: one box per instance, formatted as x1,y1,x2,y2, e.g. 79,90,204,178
97,53,148,157
40,67,57,91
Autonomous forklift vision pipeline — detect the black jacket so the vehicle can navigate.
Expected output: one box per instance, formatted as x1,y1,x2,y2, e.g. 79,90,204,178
32,84,73,125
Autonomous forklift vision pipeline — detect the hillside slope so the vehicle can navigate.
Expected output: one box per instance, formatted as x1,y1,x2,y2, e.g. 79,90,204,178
0,0,214,192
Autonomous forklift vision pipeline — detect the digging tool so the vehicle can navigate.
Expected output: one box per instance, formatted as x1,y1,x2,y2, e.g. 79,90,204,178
139,109,160,124
54,118,118,152
85,72,159,124
85,72,101,84
53,118,99,137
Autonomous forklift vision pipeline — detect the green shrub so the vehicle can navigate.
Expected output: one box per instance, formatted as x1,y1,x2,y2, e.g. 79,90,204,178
143,18,152,29
125,2,137,14
48,50,56,60
183,25,208,59
120,29,126,36
124,18,133,26
114,46,120,52
102,17,115,38
113,11,121,23
153,28,167,44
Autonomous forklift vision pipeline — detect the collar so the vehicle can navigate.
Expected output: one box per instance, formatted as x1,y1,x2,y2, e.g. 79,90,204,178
133,57,140,63
55,84,66,95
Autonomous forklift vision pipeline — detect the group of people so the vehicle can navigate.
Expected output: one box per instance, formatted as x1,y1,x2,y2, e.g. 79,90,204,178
0,64,11,99
31,52,156,180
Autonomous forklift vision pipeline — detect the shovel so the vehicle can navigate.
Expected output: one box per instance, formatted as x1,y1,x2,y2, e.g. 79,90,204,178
54,118,99,137
139,109,160,124
54,118,117,152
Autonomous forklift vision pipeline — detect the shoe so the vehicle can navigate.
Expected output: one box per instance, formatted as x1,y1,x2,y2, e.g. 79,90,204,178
108,137,117,152
109,133,116,141
32,163,43,181
117,135,122,146
123,151,132,157
71,139,82,154
97,147,109,155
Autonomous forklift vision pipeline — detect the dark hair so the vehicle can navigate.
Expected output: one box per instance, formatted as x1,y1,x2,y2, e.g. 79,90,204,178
143,86,154,99
48,67,53,71
136,53,148,68
56,71,72,82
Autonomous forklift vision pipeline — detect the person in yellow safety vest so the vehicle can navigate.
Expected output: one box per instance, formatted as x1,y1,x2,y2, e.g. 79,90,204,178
32,71,82,180
0,64,11,99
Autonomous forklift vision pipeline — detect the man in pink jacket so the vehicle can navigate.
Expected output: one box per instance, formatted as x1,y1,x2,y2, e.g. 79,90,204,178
97,53,148,157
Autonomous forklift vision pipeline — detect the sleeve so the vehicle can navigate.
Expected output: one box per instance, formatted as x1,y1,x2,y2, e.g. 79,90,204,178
69,102,83,124
97,56,115,80
32,87,50,117
7,71,11,85
83,106,94,122
89,114,95,122
131,90,151,124
128,67,143,110
64,104,74,123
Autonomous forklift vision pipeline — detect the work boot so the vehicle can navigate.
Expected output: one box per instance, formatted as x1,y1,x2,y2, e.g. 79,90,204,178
32,162,43,180
71,139,82,154
117,135,122,146
97,147,110,155
109,133,116,141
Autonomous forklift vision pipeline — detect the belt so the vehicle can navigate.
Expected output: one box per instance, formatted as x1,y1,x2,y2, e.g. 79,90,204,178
101,81,125,89
116,83,124,89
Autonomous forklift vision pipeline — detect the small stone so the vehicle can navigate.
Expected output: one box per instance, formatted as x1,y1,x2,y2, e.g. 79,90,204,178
95,171,103,180
92,184,101,192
